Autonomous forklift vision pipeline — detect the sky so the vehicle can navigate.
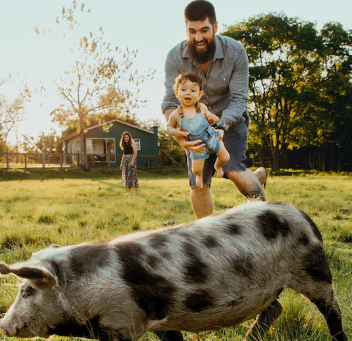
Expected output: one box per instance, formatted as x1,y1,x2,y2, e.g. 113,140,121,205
1,0,351,144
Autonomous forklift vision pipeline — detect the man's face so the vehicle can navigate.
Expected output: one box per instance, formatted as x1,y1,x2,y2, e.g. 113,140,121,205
186,18,218,64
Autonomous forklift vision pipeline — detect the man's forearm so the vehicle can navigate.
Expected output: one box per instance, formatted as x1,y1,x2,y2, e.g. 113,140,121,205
215,118,235,133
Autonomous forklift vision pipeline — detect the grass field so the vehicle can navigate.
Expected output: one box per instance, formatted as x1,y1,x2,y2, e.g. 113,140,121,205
0,168,351,341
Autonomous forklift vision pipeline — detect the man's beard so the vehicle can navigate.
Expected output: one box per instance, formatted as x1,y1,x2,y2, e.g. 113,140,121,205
187,37,216,64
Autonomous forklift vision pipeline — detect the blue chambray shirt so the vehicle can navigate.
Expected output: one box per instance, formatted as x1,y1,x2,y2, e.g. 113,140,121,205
161,34,249,124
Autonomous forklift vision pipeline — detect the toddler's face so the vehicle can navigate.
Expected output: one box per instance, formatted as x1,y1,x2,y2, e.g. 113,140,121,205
177,80,202,107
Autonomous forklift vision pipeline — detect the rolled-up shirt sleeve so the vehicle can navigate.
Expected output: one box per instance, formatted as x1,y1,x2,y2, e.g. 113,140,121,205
221,46,249,124
161,49,181,114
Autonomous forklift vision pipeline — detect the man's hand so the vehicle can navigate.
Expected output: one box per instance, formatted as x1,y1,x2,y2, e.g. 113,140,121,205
171,129,205,152
172,128,189,140
177,136,205,152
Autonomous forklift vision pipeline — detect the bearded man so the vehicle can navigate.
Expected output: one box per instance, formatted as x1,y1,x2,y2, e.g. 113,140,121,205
162,0,266,220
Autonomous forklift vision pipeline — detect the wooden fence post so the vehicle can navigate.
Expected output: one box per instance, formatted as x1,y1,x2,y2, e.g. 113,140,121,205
107,151,111,168
6,149,9,169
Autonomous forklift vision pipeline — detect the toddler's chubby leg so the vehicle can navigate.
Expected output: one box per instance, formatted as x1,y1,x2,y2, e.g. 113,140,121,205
215,142,230,178
192,159,205,188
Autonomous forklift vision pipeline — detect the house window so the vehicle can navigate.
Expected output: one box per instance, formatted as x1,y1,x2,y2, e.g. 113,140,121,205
134,139,141,151
88,138,116,163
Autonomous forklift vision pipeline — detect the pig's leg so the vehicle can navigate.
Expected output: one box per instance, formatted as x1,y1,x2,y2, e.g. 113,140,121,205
245,299,283,340
154,331,183,341
293,256,348,341
309,296,348,341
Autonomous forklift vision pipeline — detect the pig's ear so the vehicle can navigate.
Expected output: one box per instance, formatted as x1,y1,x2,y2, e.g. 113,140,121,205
0,263,56,287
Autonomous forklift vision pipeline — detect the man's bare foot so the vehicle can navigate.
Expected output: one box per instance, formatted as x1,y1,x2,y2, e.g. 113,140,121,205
196,175,203,188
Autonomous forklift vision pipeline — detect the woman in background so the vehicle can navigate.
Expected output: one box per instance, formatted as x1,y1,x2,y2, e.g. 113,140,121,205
119,131,139,195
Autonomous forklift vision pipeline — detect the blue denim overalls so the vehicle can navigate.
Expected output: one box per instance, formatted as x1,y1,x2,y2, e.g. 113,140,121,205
180,111,221,161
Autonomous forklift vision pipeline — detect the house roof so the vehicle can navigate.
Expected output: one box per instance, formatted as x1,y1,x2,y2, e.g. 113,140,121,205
60,119,155,142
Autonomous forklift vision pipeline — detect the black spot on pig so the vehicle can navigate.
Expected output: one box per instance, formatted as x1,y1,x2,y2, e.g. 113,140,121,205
298,209,323,242
182,242,208,283
146,254,160,270
69,243,110,276
302,244,332,283
49,316,100,339
202,235,220,248
148,234,169,249
225,221,242,235
257,211,291,241
184,290,214,312
231,255,254,278
115,243,175,320
297,232,310,246
161,251,171,260
50,316,130,341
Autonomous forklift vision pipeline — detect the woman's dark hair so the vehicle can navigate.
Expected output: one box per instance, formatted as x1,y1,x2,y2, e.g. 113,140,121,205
184,0,216,25
173,72,204,91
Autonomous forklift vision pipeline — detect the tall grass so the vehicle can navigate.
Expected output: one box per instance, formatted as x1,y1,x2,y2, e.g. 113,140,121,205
0,168,351,340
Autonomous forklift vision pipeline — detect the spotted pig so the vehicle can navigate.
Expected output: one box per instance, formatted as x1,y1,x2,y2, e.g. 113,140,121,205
0,201,348,341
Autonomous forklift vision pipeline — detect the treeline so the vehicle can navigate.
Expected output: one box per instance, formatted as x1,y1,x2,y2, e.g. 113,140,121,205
159,14,352,171
224,13,352,171
1,12,351,171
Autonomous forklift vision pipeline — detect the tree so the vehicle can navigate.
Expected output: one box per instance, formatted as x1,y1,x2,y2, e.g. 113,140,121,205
318,23,352,171
0,74,30,148
60,110,141,138
0,96,25,144
222,14,352,170
20,130,59,153
45,1,154,170
0,74,11,149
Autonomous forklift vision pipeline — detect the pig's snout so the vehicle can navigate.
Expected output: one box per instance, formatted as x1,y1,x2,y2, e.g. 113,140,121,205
0,320,14,337
0,318,30,338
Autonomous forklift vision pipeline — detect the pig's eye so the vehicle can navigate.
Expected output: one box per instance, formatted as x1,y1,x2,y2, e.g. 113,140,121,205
21,286,35,298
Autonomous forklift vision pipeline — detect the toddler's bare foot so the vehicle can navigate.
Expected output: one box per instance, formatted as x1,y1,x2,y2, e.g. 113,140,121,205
215,165,224,178
196,175,203,188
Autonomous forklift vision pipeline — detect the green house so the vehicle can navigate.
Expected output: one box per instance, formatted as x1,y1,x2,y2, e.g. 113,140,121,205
61,119,159,168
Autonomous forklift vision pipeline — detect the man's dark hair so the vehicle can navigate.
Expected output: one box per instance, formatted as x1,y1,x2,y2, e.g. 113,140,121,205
184,0,217,25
